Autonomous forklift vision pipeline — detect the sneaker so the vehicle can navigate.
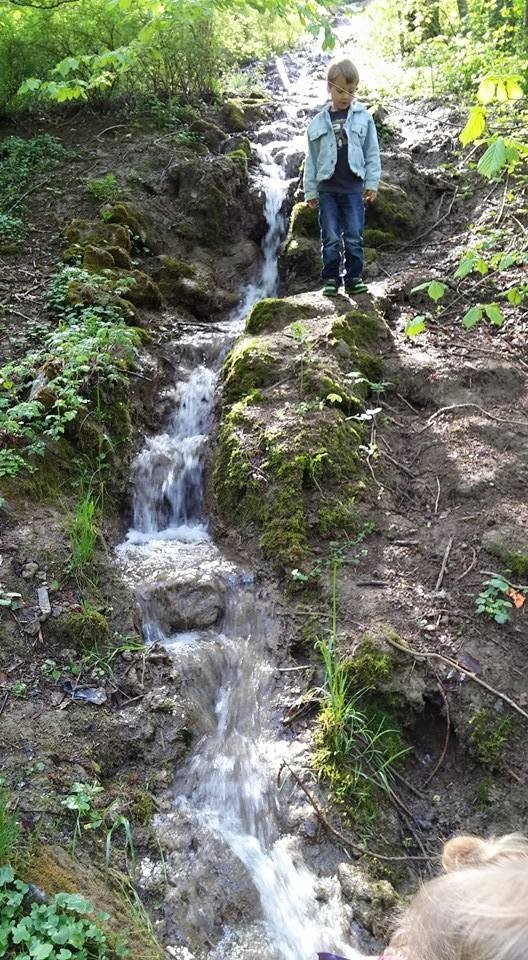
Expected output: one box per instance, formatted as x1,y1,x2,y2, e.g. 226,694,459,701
322,279,340,297
345,278,368,295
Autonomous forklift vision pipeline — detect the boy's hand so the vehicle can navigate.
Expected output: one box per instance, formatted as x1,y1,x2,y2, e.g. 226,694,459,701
364,190,377,203
307,199,319,209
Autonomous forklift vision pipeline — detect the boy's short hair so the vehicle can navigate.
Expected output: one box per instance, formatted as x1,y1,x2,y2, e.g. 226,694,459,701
327,59,359,85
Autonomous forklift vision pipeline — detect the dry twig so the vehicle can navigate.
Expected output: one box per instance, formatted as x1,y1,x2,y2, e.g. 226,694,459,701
435,537,453,592
456,547,477,581
415,402,528,435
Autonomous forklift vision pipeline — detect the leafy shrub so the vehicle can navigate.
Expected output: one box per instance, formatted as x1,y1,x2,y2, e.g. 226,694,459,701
0,865,112,960
0,136,73,212
0,214,25,247
0,307,141,478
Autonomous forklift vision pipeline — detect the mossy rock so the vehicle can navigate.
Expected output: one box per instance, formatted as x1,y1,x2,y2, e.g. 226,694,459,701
112,269,162,308
245,298,313,335
226,146,249,178
368,182,418,236
190,118,227,149
364,246,377,263
64,219,132,253
101,201,149,244
288,202,320,240
331,311,385,351
107,245,132,269
222,338,280,404
481,525,528,577
222,99,247,132
240,101,268,123
364,227,396,248
65,279,136,321
150,257,217,317
282,237,320,280
82,245,115,271
52,607,109,653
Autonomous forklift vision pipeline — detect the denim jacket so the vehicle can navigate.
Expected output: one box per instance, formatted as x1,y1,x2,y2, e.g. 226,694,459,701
303,101,381,200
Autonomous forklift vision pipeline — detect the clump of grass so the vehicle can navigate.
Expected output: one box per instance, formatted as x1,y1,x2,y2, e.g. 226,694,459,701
67,490,100,574
312,561,408,822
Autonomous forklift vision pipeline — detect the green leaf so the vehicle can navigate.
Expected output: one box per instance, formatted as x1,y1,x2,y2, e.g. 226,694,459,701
498,253,516,270
0,865,15,884
409,281,431,293
505,78,524,100
477,137,507,178
54,893,93,914
477,76,496,105
427,280,447,302
495,80,508,102
475,258,489,276
29,942,53,960
405,316,426,337
54,57,80,78
460,106,486,146
483,303,504,326
506,287,524,306
462,305,483,328
454,256,476,279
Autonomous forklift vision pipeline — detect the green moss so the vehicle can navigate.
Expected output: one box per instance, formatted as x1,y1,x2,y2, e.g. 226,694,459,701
282,237,320,279
363,228,396,248
226,146,249,178
346,638,393,690
112,269,162,308
288,202,319,240
54,606,109,654
213,417,261,519
222,338,280,404
364,246,377,263
259,452,309,566
508,552,528,576
189,118,227,149
131,791,156,826
245,298,312,335
82,245,115,271
318,493,359,534
469,708,513,770
368,182,418,236
106,246,132,270
331,311,383,350
222,99,247,132
101,201,147,242
64,219,132,253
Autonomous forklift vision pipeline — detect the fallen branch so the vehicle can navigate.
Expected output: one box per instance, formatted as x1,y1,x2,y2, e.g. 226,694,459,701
456,546,477,582
384,635,528,722
277,761,430,862
415,403,528,436
435,537,453,592
422,682,450,787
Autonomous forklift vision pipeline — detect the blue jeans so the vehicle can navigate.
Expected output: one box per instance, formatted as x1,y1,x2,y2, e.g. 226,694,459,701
318,191,364,286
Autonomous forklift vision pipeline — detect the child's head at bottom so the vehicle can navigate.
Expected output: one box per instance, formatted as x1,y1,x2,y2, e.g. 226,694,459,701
389,833,528,960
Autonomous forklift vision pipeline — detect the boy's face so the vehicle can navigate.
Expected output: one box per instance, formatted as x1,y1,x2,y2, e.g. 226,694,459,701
327,74,357,111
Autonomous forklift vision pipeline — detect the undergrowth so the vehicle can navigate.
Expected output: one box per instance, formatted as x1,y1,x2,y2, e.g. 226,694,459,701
312,559,408,824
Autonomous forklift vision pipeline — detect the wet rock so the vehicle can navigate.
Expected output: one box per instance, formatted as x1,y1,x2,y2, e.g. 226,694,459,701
190,118,227,150
338,862,399,938
222,98,248,132
138,574,226,634
288,201,319,240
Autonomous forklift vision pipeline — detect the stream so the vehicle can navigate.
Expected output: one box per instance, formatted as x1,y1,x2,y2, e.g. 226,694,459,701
116,29,364,960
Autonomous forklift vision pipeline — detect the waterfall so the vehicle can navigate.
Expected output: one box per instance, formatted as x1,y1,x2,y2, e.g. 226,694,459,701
116,78,359,960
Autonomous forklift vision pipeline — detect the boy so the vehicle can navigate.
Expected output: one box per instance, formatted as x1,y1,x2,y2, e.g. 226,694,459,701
303,58,381,297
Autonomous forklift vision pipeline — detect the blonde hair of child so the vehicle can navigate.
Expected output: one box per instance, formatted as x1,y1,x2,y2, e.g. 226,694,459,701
327,59,359,85
389,834,528,960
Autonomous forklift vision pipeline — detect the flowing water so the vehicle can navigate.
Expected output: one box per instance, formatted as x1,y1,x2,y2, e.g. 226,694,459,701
116,38,363,960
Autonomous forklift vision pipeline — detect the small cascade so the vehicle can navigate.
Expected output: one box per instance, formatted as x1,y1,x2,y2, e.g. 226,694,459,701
116,53,361,960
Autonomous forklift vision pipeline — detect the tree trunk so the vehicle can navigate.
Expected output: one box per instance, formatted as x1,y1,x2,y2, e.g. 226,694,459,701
456,0,469,19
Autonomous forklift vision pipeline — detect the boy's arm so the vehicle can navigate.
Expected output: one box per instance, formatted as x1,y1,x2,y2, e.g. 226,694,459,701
363,116,381,193
303,136,318,202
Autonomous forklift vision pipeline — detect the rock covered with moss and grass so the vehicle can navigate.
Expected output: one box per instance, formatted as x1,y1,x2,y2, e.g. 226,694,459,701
213,291,389,571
